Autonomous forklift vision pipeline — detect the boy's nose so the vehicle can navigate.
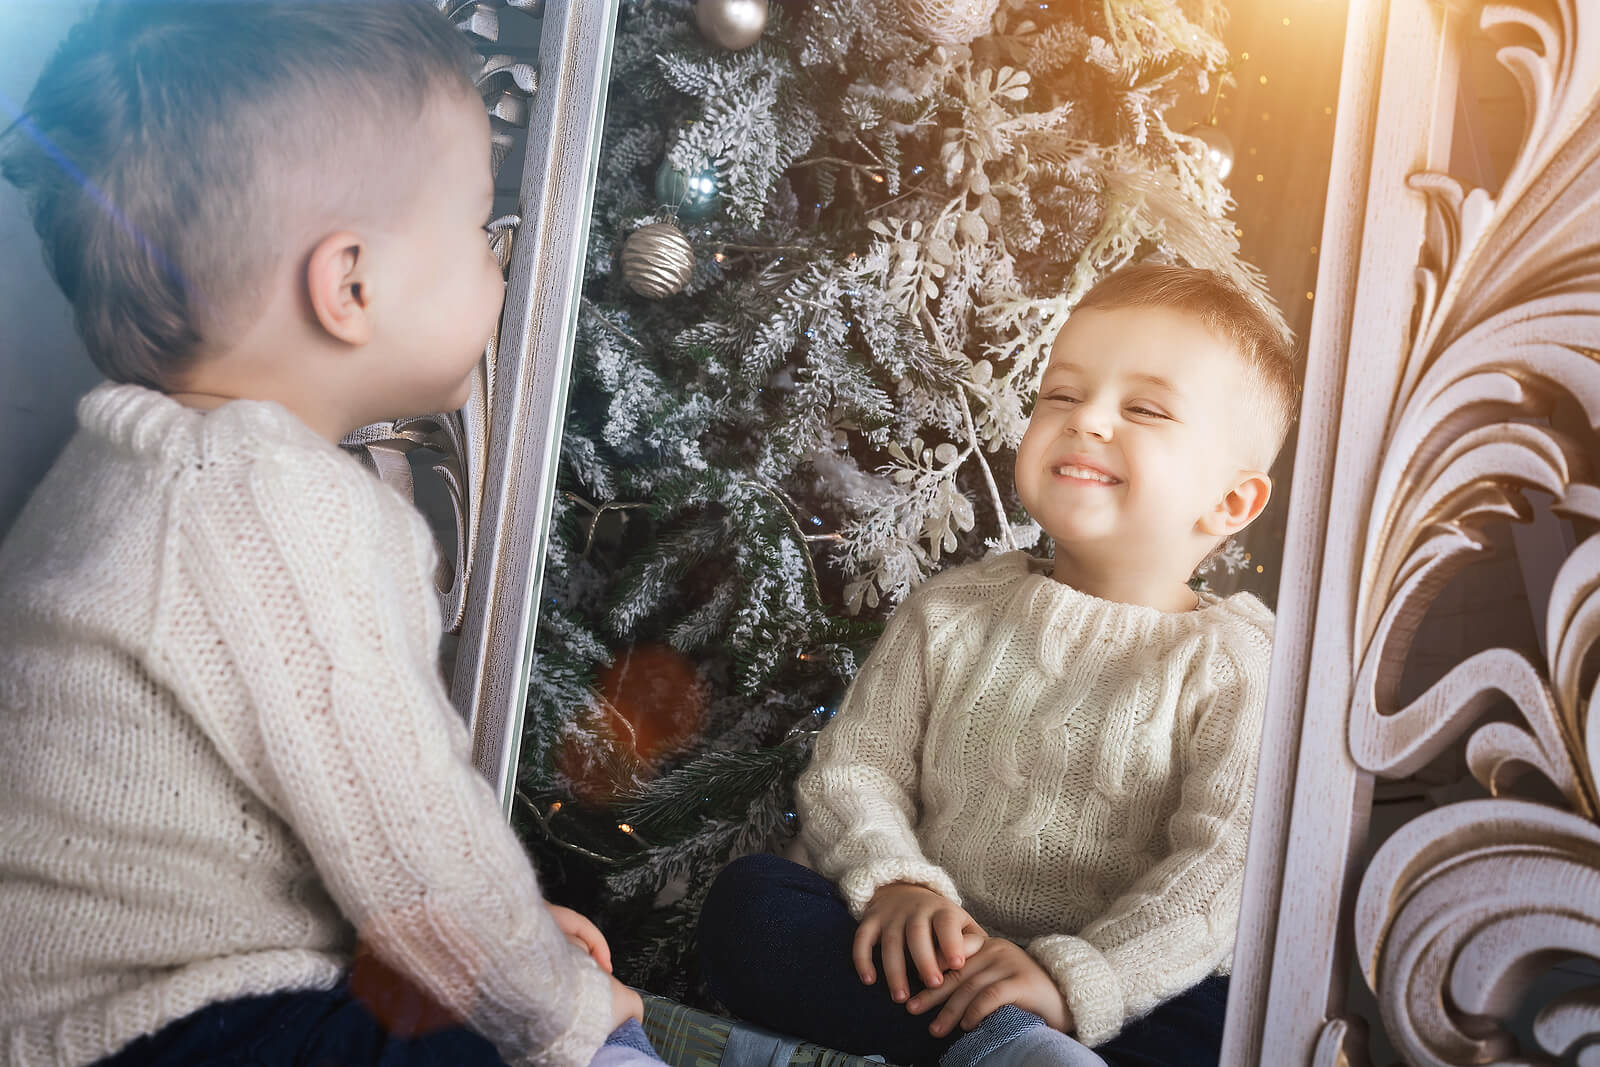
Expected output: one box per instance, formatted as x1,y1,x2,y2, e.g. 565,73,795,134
1065,402,1113,440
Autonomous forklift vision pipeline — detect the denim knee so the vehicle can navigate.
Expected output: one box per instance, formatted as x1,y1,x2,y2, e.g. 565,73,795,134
702,853,782,941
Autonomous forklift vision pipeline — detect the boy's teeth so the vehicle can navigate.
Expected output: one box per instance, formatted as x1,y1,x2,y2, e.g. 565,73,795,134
1054,464,1117,484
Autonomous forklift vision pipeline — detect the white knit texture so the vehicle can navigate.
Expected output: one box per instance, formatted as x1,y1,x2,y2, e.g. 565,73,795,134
796,552,1272,1047
0,385,613,1067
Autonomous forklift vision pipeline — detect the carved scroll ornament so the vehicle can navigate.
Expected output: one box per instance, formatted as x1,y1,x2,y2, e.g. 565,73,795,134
1331,3,1600,1063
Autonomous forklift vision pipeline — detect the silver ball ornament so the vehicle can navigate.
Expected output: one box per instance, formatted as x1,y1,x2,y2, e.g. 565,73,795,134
621,221,695,299
655,158,721,219
1185,124,1235,181
694,0,768,51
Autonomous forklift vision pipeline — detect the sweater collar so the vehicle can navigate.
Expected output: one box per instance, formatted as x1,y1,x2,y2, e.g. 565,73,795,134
1014,552,1223,627
77,383,331,464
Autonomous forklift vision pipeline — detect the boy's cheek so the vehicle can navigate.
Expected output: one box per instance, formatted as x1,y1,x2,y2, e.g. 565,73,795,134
1015,422,1048,463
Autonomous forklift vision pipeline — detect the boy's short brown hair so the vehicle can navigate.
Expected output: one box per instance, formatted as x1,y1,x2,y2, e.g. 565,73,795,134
1,0,479,391
1076,262,1300,468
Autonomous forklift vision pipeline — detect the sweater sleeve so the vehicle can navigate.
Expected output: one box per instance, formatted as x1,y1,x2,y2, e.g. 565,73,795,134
152,447,613,1067
795,587,962,916
1026,642,1267,1047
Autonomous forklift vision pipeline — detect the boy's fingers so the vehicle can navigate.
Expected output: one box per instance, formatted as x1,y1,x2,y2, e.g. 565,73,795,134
929,971,988,1037
906,969,960,1014
960,981,1013,1031
906,922,944,989
932,912,969,970
564,922,613,973
589,935,613,974
880,927,909,1002
851,920,880,984
551,904,615,972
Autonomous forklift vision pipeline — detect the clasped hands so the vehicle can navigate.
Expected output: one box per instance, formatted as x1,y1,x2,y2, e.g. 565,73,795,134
547,902,644,1032
855,882,1073,1038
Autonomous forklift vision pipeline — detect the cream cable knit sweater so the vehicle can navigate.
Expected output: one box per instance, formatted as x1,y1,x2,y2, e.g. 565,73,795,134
796,552,1272,1047
0,385,613,1067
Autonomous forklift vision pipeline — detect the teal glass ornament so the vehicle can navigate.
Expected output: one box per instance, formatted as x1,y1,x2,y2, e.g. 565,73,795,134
655,158,721,219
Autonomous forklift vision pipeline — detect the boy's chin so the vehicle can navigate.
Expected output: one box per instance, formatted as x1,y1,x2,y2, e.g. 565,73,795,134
375,387,473,424
1036,515,1120,548
442,378,475,413
418,375,477,417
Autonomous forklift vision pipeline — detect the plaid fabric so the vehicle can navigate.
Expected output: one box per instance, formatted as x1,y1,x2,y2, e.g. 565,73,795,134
640,994,894,1067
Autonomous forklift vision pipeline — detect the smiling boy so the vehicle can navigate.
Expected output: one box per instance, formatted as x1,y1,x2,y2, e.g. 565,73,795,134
698,264,1297,1067
0,4,659,1066
1016,292,1286,613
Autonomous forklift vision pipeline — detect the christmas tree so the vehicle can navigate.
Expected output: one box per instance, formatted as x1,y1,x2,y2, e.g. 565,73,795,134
514,0,1279,998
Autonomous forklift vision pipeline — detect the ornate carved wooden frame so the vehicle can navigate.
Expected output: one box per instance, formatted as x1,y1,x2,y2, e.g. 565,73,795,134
343,0,618,816
1223,0,1600,1062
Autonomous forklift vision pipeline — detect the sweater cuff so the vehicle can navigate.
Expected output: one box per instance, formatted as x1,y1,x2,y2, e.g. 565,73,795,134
1028,934,1124,1047
519,949,615,1067
837,858,963,919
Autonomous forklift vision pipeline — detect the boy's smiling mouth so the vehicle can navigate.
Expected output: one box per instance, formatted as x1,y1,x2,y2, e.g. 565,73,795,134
1051,458,1122,485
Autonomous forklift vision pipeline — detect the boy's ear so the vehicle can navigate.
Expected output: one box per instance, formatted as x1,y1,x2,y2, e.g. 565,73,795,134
1198,469,1272,537
306,231,373,346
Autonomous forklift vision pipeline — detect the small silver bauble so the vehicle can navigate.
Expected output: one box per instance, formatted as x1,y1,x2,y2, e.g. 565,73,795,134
694,0,769,51
621,221,695,299
655,158,721,219
1185,123,1235,181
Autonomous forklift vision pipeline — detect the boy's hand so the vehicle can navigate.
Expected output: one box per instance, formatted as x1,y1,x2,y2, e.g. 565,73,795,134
905,937,1073,1037
550,904,639,1034
547,903,612,974
855,882,986,1003
609,975,645,1030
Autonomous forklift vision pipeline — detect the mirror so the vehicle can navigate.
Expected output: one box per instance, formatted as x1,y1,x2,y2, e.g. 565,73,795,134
506,0,1343,1028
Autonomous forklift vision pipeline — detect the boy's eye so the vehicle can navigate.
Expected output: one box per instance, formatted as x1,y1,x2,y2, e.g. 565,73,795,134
1127,405,1168,419
1045,393,1080,404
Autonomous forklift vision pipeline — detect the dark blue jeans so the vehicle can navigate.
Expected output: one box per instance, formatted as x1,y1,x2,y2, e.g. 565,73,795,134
94,984,509,1067
93,951,658,1067
697,853,1229,1067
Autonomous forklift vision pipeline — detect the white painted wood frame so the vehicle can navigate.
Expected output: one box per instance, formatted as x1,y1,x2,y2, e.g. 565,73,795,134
449,0,619,816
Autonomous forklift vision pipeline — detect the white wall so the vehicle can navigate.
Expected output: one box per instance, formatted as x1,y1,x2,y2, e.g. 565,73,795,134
1,3,100,537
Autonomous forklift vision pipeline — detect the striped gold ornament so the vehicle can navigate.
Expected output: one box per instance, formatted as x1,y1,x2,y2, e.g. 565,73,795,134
621,221,695,299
